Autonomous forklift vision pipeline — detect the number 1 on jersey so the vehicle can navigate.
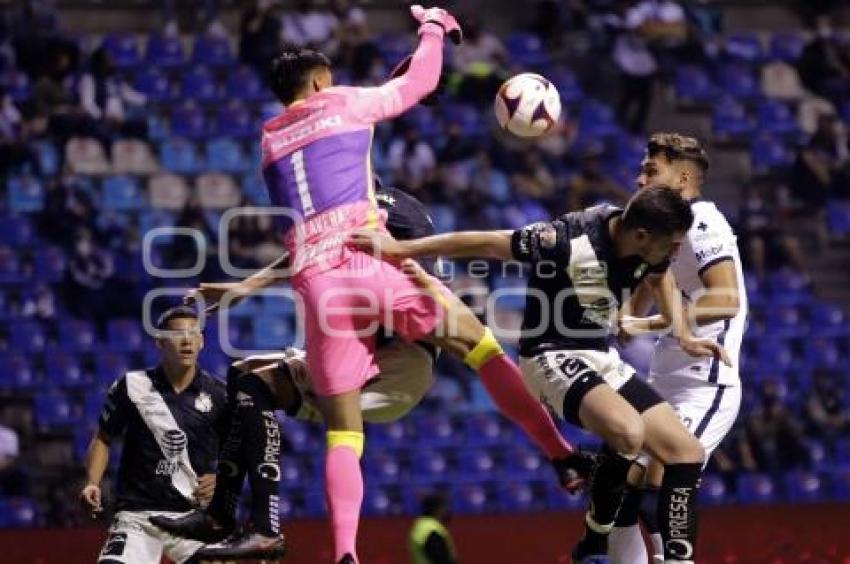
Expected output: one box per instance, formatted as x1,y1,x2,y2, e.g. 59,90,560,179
291,149,316,216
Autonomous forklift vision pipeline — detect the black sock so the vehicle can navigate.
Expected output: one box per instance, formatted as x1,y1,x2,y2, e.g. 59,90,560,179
236,372,282,537
658,463,701,562
207,366,247,526
613,484,642,527
580,449,632,554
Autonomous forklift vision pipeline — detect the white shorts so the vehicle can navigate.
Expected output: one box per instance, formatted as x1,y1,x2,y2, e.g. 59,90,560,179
97,510,203,564
648,375,741,458
244,339,435,424
518,347,637,422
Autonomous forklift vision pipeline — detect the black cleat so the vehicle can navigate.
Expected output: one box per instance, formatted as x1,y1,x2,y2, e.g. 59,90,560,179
149,510,233,544
194,531,286,561
337,554,356,564
571,539,611,564
551,450,598,492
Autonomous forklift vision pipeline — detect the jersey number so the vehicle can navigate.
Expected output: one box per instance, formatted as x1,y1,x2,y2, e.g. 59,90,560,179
291,149,316,216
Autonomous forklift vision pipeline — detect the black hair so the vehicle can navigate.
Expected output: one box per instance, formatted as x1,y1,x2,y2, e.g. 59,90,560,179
621,185,694,236
269,45,332,105
155,305,200,331
647,132,709,174
420,493,448,517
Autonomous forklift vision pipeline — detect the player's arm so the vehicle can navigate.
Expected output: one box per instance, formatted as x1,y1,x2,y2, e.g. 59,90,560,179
351,229,514,261
185,252,291,312
690,259,740,326
82,431,110,510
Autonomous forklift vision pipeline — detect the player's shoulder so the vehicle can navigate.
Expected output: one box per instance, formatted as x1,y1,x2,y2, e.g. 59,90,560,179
557,203,622,235
196,369,227,400
688,199,734,237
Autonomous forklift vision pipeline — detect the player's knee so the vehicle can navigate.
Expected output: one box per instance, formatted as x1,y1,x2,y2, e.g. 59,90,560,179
608,413,645,455
658,433,705,465
463,327,503,370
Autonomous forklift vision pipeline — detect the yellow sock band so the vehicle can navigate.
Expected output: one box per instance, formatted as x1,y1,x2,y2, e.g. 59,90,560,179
464,327,503,370
327,430,365,458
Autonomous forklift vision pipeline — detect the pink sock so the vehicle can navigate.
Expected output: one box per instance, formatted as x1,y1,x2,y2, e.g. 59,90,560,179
478,354,573,459
325,445,363,562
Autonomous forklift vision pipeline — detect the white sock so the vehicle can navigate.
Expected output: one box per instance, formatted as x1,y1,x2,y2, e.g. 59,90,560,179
608,525,648,564
649,532,664,562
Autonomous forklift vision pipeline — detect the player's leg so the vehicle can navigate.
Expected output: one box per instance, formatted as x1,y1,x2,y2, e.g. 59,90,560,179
99,511,164,564
607,463,652,564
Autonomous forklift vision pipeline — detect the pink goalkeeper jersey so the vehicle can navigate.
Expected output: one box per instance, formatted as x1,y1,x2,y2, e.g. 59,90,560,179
260,27,445,279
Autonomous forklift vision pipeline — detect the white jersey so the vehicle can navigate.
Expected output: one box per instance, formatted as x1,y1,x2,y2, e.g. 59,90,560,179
651,199,747,386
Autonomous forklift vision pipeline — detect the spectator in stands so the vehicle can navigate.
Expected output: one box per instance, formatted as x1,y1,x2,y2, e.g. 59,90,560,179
437,122,478,165
805,370,849,457
564,142,631,210
798,15,850,108
161,0,226,38
452,14,507,106
737,379,811,479
0,424,30,498
511,149,556,201
0,86,41,177
281,0,337,51
388,123,437,195
609,1,658,133
408,492,458,564
792,112,850,208
228,196,282,270
39,175,98,246
78,46,147,141
169,195,221,280
468,150,510,204
738,178,812,285
239,0,282,81
330,1,381,83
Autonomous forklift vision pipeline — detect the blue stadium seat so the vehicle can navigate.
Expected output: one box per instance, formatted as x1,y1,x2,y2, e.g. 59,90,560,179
83,393,105,424
415,414,459,447
241,173,271,205
549,67,584,104
170,105,207,140
463,412,513,446
804,337,841,370
831,468,850,500
429,205,457,233
95,352,130,387
147,113,170,140
675,66,716,104
451,482,497,514
757,100,800,137
34,392,75,428
146,34,186,68
159,138,203,173
1,70,31,103
491,275,528,312
363,486,404,517
133,69,175,102
0,354,36,390
46,351,90,389
544,480,586,510
102,175,145,211
457,448,499,479
410,448,451,483
505,32,550,67
724,32,764,63
103,33,141,68
579,99,620,137
0,246,23,284
750,135,793,173
301,488,328,517
765,304,807,337
8,176,45,212
226,66,267,102
698,474,729,505
505,445,547,479
11,320,46,352
784,471,824,502
736,473,776,503
719,63,761,100
363,449,405,485
375,32,413,67
252,315,294,350
34,246,66,284
712,97,754,142
0,498,38,528
206,137,249,173
809,302,847,336
107,320,144,352
216,105,257,139
828,200,850,236
192,35,235,67
769,32,806,62
441,103,486,138
756,338,796,372
280,418,320,453
32,140,60,176
181,66,222,103
498,479,546,512
367,420,413,449
0,215,34,246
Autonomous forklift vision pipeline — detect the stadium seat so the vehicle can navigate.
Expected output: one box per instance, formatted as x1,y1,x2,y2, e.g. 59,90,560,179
505,32,550,67
280,418,320,453
192,34,235,67
111,139,159,175
46,351,90,389
32,140,60,176
1,70,31,103
367,420,413,449
216,104,257,139
498,479,546,512
410,448,451,483
675,65,716,104
0,354,36,390
107,319,144,352
544,480,586,510
769,32,806,62
226,66,267,102
827,200,850,236
133,69,175,102
457,448,499,479
34,392,75,428
451,482,497,514
804,338,841,370
698,474,729,505
103,33,141,68
11,320,46,352
139,210,177,233
549,67,584,104
159,138,203,173
65,137,111,175
7,176,45,212
712,97,754,142
724,32,764,63
0,246,24,284
148,172,190,210
170,105,207,140
463,412,513,446
415,414,459,447
809,302,847,336
363,449,405,485
241,173,270,206
579,99,620,137
196,172,240,209
251,315,294,350
0,215,34,246
205,137,249,173
428,204,457,233
737,473,776,503
102,175,145,211
784,471,824,502
58,320,97,352
181,66,222,103
146,33,186,68
719,63,761,100
505,445,547,479
95,352,130,387
757,100,800,137
0,498,38,528
750,135,793,173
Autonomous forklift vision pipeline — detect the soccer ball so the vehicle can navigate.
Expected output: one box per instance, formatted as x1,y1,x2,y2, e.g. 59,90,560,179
494,73,561,138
